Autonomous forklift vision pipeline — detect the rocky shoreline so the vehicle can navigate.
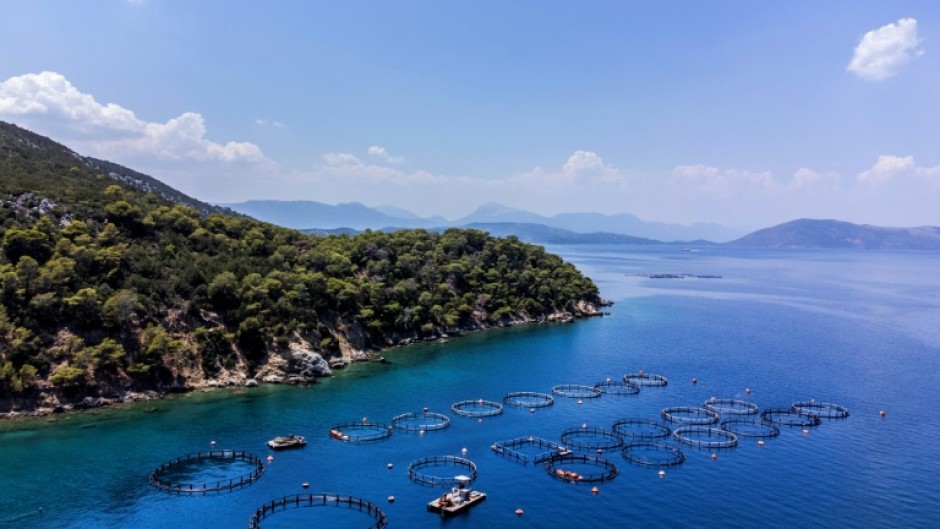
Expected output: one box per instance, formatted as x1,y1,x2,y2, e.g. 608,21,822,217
1,301,610,421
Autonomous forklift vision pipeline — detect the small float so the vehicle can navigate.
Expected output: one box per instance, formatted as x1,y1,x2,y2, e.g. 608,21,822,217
426,476,487,516
267,435,308,450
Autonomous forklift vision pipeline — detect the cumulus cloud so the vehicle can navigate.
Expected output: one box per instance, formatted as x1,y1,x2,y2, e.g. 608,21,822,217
847,18,922,80
791,167,840,189
255,118,284,128
367,145,405,164
0,71,266,163
671,164,774,196
857,155,940,185
513,150,622,188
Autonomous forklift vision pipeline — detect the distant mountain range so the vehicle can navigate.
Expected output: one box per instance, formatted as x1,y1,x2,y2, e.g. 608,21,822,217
222,200,744,242
729,219,940,250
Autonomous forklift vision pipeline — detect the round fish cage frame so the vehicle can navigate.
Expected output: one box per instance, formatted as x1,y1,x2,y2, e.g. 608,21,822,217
623,373,668,387
760,408,821,428
329,422,393,442
791,401,850,419
621,442,686,467
544,454,618,484
390,411,451,432
551,384,603,399
502,391,554,409
673,426,738,449
720,418,780,438
248,494,388,529
451,399,504,418
594,380,641,396
491,436,570,465
408,456,479,487
560,427,624,452
661,406,720,425
149,450,265,494
611,418,672,440
703,397,759,415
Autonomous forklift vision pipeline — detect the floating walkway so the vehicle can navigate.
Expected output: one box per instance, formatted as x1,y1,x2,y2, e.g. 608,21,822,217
720,418,780,438
703,397,759,415
673,426,738,449
491,436,570,465
248,494,388,529
149,450,265,495
792,401,850,419
760,408,821,427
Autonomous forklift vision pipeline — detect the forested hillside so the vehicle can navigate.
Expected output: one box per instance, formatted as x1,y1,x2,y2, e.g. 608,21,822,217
0,122,604,415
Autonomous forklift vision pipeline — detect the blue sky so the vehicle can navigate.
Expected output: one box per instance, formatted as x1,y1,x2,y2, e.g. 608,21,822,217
1,1,938,229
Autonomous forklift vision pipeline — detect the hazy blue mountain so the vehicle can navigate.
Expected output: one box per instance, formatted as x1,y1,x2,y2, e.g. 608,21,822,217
455,202,743,242
458,223,663,245
372,205,446,224
730,219,940,250
221,200,441,230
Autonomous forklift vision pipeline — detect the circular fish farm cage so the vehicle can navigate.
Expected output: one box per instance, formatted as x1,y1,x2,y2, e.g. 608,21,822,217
594,380,641,396
720,418,780,438
560,427,624,452
551,384,603,399
760,408,821,428
703,397,759,415
544,454,618,484
791,401,850,419
149,450,265,494
329,422,393,442
502,391,554,409
390,411,450,432
408,456,479,487
621,442,686,467
451,399,504,418
248,494,388,529
611,418,672,440
673,426,738,449
623,373,668,387
661,406,720,425
491,436,570,465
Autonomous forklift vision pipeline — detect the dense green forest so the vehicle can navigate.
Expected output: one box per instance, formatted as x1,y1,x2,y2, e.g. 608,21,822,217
0,122,603,412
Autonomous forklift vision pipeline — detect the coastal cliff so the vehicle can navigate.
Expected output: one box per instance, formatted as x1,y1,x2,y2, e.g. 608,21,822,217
0,121,607,417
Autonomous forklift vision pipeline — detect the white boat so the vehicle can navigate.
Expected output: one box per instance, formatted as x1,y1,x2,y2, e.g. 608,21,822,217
267,435,307,450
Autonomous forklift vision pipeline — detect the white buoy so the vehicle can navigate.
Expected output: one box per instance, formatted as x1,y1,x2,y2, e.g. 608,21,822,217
758,440,765,447
267,455,274,463
461,447,468,455
387,463,393,469
658,470,666,478
582,423,587,429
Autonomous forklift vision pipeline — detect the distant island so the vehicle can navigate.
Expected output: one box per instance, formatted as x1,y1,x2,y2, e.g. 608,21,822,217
728,219,940,250
0,122,606,417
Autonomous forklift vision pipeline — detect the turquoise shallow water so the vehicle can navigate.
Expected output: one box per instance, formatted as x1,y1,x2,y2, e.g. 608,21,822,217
2,246,939,528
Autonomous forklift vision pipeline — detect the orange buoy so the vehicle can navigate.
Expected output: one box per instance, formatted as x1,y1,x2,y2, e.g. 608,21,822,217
387,496,395,503
639,370,645,375
515,508,525,516
591,486,599,495
710,453,717,460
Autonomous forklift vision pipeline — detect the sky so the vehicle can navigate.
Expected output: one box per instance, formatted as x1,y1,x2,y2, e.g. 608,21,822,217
1,1,938,229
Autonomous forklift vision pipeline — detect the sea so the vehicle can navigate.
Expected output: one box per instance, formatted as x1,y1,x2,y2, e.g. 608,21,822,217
1,245,939,529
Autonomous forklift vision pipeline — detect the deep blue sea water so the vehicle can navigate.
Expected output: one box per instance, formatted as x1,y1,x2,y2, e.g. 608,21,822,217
2,245,939,528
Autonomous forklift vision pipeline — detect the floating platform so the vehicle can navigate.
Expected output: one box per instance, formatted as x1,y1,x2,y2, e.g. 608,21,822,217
267,435,307,450
426,490,487,515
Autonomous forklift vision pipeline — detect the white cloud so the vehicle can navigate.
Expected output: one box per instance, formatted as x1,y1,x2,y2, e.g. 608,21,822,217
671,164,774,195
847,18,922,80
857,155,940,185
513,150,622,188
255,118,285,128
791,167,840,189
0,71,266,163
322,152,361,166
367,145,405,164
